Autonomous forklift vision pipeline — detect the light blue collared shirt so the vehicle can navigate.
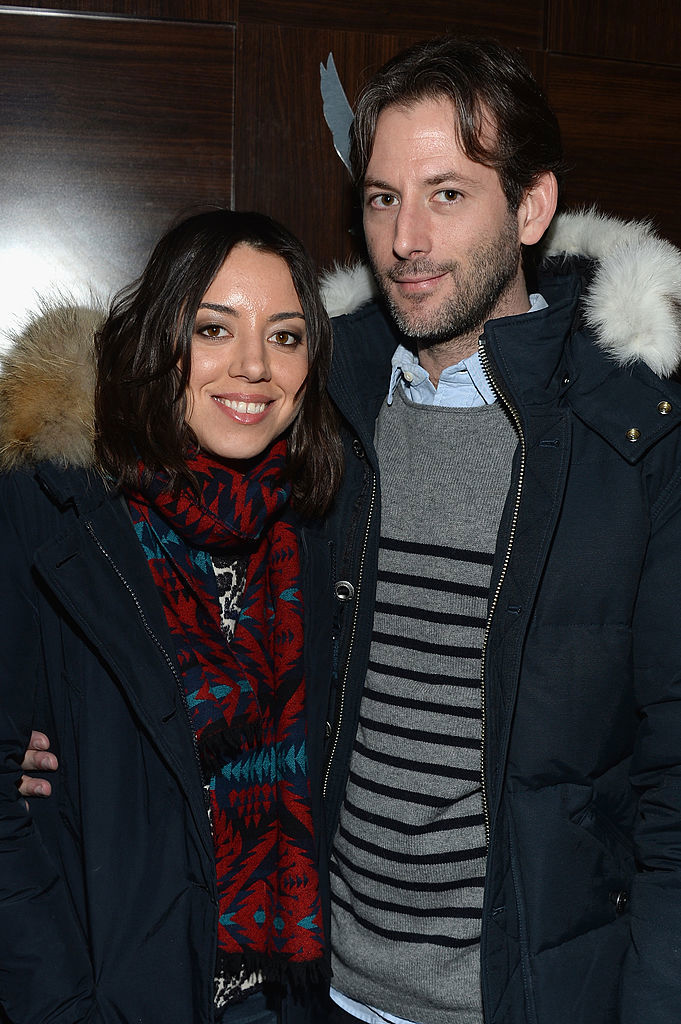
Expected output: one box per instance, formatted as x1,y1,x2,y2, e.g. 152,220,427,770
386,293,548,409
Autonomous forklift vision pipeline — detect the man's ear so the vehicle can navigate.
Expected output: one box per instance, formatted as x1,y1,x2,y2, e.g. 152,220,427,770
517,171,558,246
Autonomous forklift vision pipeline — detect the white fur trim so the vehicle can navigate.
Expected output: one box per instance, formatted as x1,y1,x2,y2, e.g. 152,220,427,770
545,209,681,377
542,207,656,261
320,261,377,318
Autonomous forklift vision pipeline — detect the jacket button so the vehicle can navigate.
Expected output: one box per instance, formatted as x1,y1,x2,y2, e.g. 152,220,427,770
334,580,355,602
626,428,641,442
658,401,672,415
610,890,629,914
352,438,364,459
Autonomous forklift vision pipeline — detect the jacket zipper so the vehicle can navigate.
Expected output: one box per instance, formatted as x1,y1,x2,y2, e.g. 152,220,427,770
84,521,206,802
323,472,377,799
478,339,526,846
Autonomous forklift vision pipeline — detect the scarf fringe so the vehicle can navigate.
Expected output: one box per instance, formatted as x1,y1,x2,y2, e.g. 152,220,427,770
198,718,262,777
215,948,332,991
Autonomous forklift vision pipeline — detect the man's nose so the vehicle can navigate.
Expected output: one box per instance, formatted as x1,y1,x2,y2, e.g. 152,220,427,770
393,200,431,260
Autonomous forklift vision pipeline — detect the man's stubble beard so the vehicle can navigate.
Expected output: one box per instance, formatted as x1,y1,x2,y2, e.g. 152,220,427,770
370,212,522,350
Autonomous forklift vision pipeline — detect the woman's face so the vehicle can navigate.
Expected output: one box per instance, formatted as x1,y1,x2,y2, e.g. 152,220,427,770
186,244,309,461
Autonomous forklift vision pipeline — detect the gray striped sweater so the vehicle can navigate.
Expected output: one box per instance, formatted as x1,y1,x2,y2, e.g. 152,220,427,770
330,390,517,1023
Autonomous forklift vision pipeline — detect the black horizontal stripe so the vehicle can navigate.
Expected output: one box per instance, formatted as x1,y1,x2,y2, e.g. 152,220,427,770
353,740,480,782
348,768,463,807
359,714,480,750
374,600,486,629
333,876,483,919
380,536,494,565
371,631,481,659
333,845,486,892
338,821,487,865
377,569,489,599
368,659,481,689
364,686,481,720
343,796,485,836
332,892,481,948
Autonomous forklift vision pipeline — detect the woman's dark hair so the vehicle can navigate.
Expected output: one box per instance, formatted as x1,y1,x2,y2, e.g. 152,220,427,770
351,35,566,210
95,209,343,517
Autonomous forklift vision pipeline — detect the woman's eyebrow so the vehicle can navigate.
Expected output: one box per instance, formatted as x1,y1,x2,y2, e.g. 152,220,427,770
198,302,238,315
266,311,305,323
197,304,304,323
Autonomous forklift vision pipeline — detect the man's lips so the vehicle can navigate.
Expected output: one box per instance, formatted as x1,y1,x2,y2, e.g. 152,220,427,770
389,270,449,293
212,394,273,424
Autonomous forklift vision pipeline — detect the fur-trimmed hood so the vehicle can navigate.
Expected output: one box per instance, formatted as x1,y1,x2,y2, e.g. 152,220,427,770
0,301,103,472
2,210,681,472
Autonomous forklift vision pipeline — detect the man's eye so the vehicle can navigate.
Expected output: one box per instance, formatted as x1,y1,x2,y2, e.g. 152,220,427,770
369,193,398,209
434,189,461,203
270,330,300,347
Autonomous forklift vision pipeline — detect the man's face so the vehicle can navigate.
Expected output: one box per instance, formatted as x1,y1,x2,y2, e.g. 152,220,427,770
362,97,528,347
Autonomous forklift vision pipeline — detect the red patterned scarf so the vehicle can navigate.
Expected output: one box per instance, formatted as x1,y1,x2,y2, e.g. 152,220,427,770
126,440,325,980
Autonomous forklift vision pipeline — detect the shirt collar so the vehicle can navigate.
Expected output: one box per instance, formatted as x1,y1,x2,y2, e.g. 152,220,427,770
386,292,548,405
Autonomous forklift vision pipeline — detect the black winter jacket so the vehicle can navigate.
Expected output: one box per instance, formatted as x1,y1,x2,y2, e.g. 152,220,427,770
0,464,220,1023
313,212,681,1024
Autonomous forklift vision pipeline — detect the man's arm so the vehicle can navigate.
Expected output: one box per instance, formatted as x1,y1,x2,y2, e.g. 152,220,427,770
19,730,58,798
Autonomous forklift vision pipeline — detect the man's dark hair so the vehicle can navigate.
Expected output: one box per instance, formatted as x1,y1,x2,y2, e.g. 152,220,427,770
95,208,343,517
350,35,565,210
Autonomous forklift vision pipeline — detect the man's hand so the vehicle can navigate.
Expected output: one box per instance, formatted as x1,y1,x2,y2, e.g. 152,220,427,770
19,731,58,797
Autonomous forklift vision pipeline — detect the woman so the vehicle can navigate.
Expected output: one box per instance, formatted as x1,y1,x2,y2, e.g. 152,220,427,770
0,210,343,1023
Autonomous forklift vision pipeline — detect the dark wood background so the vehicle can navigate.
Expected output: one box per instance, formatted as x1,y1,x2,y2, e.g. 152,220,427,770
1,0,679,335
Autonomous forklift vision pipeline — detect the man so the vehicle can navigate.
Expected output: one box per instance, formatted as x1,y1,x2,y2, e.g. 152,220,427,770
21,34,681,1024
314,34,681,1024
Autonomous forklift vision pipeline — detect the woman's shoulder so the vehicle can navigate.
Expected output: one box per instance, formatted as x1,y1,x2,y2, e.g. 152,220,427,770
0,462,113,542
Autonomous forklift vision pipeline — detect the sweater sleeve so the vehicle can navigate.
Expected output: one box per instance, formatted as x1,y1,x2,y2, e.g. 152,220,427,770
0,473,97,1024
622,471,681,1022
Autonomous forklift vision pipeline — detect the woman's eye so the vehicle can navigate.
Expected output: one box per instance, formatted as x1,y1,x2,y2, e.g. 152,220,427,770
197,323,228,339
270,330,300,347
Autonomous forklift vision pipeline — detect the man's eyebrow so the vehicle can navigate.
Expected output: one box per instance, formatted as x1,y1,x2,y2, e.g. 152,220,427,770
363,177,394,192
363,170,480,192
423,170,479,188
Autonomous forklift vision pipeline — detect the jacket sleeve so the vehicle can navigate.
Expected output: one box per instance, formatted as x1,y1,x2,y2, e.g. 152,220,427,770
622,472,681,1023
0,474,98,1024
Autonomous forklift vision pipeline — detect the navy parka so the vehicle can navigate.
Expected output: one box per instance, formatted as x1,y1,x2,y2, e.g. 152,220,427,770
0,464,219,1022
310,257,681,1024
0,457,334,1024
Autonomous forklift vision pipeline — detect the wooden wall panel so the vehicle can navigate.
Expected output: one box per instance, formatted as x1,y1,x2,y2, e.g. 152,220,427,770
234,24,424,269
1,1,236,21
545,54,681,243
1,0,679,329
239,0,544,48
548,0,681,68
0,10,234,337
